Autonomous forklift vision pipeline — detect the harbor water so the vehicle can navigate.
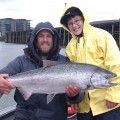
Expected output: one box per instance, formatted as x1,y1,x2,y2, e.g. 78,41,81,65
0,41,26,116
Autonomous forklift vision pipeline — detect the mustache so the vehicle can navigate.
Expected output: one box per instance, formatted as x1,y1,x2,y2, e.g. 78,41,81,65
41,41,50,45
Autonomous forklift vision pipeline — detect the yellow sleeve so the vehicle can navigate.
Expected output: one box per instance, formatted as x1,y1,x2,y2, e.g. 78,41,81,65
103,31,120,103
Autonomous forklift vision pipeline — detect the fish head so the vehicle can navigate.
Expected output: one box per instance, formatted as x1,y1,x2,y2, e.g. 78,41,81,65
90,68,117,89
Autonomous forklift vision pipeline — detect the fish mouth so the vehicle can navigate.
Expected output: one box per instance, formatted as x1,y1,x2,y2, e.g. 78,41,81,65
98,79,118,88
92,82,117,89
104,73,117,87
105,81,117,87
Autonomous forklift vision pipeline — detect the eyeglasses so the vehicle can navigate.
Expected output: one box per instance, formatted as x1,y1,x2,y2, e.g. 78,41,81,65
67,19,83,28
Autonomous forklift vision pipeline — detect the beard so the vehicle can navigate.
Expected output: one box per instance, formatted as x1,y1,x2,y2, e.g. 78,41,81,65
37,46,52,56
39,50,50,56
36,41,53,57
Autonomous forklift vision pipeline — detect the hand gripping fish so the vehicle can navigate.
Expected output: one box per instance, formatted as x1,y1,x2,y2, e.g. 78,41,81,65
0,60,117,103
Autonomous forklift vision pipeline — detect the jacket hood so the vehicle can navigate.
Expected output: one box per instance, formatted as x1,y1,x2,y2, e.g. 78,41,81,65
27,22,60,61
60,6,90,38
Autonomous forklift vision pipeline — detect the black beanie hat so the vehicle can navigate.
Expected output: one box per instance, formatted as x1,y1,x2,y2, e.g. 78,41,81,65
60,7,84,26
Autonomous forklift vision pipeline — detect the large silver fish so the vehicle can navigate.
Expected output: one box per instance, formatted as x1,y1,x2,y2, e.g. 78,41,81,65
0,60,117,103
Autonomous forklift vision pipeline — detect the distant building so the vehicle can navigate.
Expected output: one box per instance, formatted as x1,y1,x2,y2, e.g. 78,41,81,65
0,18,31,42
0,18,31,32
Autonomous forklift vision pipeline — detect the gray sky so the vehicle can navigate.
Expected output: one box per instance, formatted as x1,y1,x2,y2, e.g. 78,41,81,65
0,0,120,27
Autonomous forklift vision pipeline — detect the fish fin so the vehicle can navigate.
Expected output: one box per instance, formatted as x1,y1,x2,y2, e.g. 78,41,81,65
17,87,32,100
42,60,58,67
42,60,66,67
0,92,3,98
47,94,56,104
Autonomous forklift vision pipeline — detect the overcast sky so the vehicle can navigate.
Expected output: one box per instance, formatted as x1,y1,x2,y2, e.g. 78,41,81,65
0,0,120,27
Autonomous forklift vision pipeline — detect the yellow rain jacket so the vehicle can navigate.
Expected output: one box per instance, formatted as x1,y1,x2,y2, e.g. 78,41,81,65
60,6,120,116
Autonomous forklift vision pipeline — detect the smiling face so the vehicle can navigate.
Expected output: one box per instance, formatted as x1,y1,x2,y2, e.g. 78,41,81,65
67,15,84,36
36,29,53,56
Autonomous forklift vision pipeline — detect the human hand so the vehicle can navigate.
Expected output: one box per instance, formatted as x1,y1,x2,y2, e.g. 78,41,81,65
106,100,118,108
0,74,15,94
65,85,81,97
70,104,78,113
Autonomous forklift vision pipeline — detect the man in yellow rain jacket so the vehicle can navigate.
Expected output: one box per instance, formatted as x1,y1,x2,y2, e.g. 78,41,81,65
60,6,120,120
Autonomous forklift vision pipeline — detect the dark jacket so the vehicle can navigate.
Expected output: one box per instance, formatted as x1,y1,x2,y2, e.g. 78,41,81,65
0,22,84,120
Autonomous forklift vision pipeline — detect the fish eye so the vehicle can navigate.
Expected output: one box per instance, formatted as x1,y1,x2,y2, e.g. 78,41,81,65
105,76,109,79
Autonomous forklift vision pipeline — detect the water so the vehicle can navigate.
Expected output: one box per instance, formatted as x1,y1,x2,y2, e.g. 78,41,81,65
0,42,26,115
0,42,27,68
0,41,66,115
